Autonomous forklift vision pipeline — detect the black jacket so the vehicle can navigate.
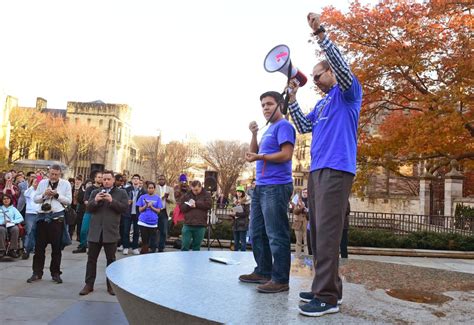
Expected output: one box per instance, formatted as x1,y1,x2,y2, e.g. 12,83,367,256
125,186,146,217
179,189,212,226
87,186,129,243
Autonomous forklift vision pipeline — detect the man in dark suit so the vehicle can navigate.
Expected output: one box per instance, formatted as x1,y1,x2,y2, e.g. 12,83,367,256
79,170,128,296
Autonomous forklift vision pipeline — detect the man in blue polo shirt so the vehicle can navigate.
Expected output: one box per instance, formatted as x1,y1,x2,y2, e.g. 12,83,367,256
239,91,295,294
288,13,363,317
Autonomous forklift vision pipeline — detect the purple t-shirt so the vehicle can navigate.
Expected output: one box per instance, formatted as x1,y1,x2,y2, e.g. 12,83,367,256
136,194,163,226
307,76,362,175
256,119,296,185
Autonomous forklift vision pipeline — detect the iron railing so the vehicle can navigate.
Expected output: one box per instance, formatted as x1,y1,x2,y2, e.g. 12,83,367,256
349,211,473,236
213,208,473,237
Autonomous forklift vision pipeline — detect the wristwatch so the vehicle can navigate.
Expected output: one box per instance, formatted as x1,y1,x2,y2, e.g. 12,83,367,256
313,25,326,36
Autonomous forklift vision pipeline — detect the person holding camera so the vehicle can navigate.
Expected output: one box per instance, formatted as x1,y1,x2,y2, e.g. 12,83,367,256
151,174,175,253
0,172,20,208
291,193,308,257
79,170,128,296
74,171,103,254
123,174,145,255
137,182,163,254
229,186,250,252
28,165,72,284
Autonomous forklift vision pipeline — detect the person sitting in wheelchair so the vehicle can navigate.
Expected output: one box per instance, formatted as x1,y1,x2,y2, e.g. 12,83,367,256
0,194,24,258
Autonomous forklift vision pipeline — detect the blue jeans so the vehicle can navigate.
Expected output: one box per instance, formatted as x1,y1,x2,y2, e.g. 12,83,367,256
79,212,91,248
233,231,247,251
123,215,139,249
251,183,293,284
24,213,37,253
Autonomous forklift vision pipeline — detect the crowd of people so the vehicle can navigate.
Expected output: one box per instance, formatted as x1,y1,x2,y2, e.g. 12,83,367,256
1,11,360,319
0,166,257,293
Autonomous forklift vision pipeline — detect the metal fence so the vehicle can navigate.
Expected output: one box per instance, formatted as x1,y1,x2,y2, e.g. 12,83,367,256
213,207,474,237
349,211,473,236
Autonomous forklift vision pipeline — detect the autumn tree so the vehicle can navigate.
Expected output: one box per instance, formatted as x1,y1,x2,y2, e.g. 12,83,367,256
200,140,248,197
8,107,49,163
134,135,161,181
48,117,105,170
319,0,473,193
157,141,194,185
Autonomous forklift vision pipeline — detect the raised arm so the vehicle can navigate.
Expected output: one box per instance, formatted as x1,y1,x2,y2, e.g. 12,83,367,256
308,13,353,92
288,101,313,134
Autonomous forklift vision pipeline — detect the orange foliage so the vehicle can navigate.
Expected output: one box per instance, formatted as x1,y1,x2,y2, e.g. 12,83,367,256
320,0,473,180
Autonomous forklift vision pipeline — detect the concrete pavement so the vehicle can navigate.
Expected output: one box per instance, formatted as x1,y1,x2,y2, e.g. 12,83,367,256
1,245,473,324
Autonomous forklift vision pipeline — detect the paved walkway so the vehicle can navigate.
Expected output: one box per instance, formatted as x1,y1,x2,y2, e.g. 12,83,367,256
1,245,473,324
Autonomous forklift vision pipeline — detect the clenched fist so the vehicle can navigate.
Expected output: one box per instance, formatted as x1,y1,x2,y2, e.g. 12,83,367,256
307,12,321,32
249,121,259,136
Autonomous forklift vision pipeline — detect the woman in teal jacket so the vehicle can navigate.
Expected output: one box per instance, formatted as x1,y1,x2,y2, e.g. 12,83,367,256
0,194,24,257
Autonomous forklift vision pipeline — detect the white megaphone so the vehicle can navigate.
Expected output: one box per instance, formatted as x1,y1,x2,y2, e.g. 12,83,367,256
264,44,307,87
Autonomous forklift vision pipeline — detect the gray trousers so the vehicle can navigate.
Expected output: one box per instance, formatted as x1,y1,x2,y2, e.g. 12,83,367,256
0,226,20,250
307,168,353,305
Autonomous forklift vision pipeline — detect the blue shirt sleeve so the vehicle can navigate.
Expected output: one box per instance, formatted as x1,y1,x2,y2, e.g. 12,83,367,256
305,107,316,123
136,195,145,207
277,122,296,147
342,75,362,103
13,207,24,223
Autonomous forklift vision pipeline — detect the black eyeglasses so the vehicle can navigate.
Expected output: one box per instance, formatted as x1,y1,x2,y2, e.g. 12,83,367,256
313,69,329,83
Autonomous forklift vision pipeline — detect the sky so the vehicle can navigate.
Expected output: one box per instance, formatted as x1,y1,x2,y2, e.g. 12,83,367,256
0,0,374,143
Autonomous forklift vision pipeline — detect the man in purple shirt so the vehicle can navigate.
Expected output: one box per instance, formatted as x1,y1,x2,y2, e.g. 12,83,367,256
288,13,362,317
239,91,295,294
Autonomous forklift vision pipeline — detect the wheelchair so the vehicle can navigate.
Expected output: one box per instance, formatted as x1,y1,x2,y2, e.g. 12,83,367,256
0,223,25,260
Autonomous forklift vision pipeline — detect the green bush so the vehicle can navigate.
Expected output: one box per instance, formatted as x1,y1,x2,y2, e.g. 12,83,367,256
454,204,474,231
348,228,474,251
170,220,473,250
169,219,298,242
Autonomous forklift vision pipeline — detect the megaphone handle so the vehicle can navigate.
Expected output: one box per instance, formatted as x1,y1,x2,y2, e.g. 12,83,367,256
286,60,293,81
265,61,293,125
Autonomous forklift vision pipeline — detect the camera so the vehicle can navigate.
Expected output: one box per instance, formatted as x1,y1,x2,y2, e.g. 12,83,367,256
41,202,52,212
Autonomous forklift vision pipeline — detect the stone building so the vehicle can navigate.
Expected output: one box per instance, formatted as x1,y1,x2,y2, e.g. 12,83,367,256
8,97,144,178
292,133,311,192
66,100,144,177
0,92,16,161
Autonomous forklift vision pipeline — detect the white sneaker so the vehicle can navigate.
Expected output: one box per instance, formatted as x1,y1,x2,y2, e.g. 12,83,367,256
132,248,140,255
122,248,129,255
117,245,124,252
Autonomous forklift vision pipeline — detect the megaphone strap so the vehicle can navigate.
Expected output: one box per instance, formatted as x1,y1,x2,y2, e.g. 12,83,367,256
265,60,292,126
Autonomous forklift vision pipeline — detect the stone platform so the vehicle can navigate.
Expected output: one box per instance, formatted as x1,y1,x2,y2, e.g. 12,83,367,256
106,251,474,324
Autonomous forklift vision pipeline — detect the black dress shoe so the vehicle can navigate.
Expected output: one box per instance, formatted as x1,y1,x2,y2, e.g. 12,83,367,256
21,251,30,260
27,274,42,283
52,274,63,284
72,247,87,254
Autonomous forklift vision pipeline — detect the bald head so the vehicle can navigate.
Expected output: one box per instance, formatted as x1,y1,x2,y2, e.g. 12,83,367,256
312,60,336,93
